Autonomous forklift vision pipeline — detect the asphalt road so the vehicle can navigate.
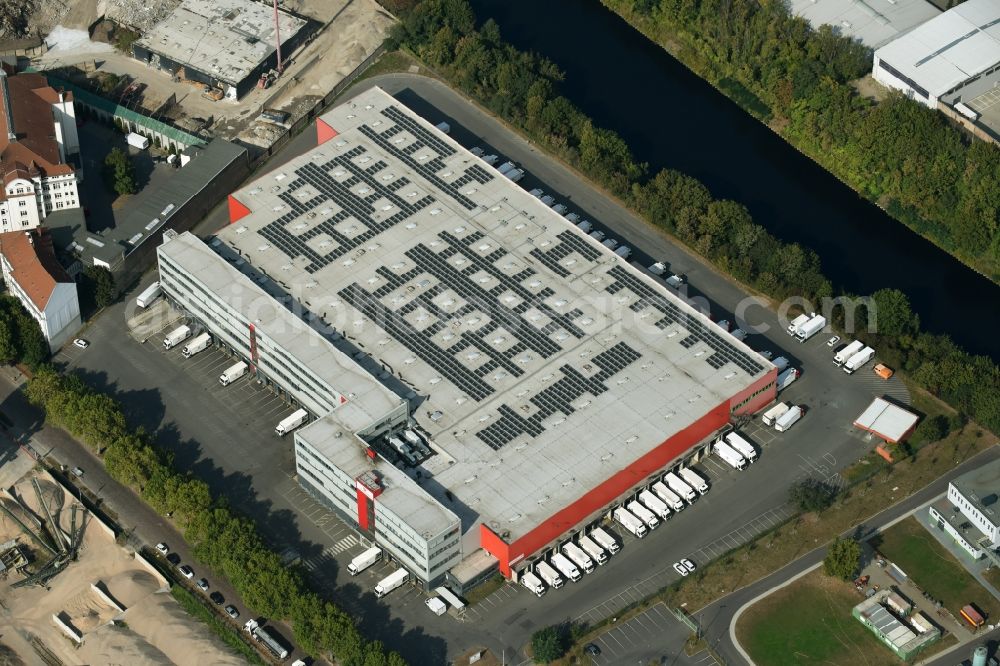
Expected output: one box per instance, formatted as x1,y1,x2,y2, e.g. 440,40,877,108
40,72,929,663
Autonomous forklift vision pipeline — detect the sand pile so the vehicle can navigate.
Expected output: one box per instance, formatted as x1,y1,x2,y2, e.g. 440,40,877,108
77,623,174,666
104,570,162,609
61,589,118,632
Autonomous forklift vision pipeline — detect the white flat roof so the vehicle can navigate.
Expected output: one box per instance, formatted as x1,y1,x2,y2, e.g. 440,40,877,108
875,0,1000,97
853,397,919,442
158,230,404,429
135,0,307,86
215,86,773,542
789,0,940,48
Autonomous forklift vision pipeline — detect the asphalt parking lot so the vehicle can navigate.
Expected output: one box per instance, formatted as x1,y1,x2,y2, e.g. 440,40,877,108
58,74,919,662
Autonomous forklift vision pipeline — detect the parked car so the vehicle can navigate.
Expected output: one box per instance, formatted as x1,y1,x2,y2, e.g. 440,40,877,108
178,564,194,579
826,335,841,347
224,604,240,619
210,591,225,605
166,552,181,565
73,338,89,349
681,558,696,572
673,562,690,576
874,363,894,380
584,643,601,656
155,542,169,555
196,578,209,591
71,467,84,478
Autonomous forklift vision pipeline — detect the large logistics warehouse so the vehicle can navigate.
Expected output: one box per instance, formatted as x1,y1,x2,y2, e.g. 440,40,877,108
157,87,777,590
873,0,1000,111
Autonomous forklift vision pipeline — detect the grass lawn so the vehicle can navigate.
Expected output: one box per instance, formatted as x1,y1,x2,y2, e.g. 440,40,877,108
737,571,898,666
874,516,1000,621
985,567,1000,591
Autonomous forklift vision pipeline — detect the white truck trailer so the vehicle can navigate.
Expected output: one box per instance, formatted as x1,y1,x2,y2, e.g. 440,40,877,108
374,568,409,598
590,526,621,554
761,402,790,426
664,471,697,502
551,552,582,582
434,121,451,134
562,542,595,574
347,546,382,575
520,570,546,597
714,440,748,470
135,281,162,308
576,219,593,233
843,346,875,374
678,467,709,494
181,332,211,358
275,408,309,436
627,500,660,530
504,168,525,183
774,405,803,432
497,160,517,175
613,506,648,538
219,361,248,386
244,620,289,660
162,324,191,350
652,481,685,511
577,534,608,565
795,314,827,342
725,432,758,463
786,313,811,336
536,561,564,589
425,597,447,615
772,356,790,373
126,132,150,150
834,340,864,366
776,367,800,391
638,490,671,521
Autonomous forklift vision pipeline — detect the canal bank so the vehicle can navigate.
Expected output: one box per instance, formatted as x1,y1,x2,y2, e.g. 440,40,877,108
469,0,1000,359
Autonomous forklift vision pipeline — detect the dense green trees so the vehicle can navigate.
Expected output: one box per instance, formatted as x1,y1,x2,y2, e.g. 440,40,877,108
530,626,567,663
390,0,1000,435
104,147,137,196
604,0,1000,281
26,366,404,666
80,266,117,310
823,538,862,580
0,296,49,368
788,478,837,513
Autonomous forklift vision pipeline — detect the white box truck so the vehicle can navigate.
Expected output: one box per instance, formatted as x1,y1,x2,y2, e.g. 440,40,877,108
578,534,608,565
638,489,671,521
714,440,748,470
482,154,499,165
664,472,696,502
796,314,826,342
678,467,709,494
434,121,451,134
761,402,790,426
786,313,811,336
614,245,632,259
834,340,864,366
843,346,875,374
562,542,594,574
275,408,309,436
536,561,564,589
774,405,803,432
652,481,685,511
244,620,289,660
374,568,409,598
725,432,758,463
551,553,581,582
590,526,620,554
425,596,447,615
136,281,162,308
576,219,593,233
626,500,659,530
219,361,248,386
126,132,150,150
776,367,800,391
613,506,648,538
552,203,568,215
181,332,211,358
497,160,517,175
520,570,546,597
162,324,191,350
540,194,556,207
504,168,525,183
347,546,382,575
772,356,790,373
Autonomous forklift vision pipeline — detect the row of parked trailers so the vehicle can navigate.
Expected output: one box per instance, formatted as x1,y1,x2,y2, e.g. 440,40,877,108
832,339,876,374
517,467,710,597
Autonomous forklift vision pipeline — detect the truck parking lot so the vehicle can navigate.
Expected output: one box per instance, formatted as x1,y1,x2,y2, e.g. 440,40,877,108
55,75,915,662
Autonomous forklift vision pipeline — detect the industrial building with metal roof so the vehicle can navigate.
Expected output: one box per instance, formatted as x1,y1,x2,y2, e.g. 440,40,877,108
158,86,777,586
873,0,1000,114
132,0,309,100
789,0,940,48
853,397,919,443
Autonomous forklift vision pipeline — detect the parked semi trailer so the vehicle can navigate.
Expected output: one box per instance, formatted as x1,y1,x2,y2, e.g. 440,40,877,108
786,313,811,336
678,467,709,494
275,408,309,436
652,481,685,511
613,506,648,538
843,346,876,374
834,340,864,366
627,500,660,530
562,542,595,574
520,570,546,597
664,471,696,502
777,367,800,391
181,332,211,358
162,324,191,350
725,432,758,463
714,440,748,470
590,527,621,554
761,402,790,426
347,546,382,575
536,561,564,589
374,568,409,598
551,552,582,582
638,490,671,521
136,281,162,308
795,314,827,342
774,405,804,432
578,534,608,565
219,361,248,386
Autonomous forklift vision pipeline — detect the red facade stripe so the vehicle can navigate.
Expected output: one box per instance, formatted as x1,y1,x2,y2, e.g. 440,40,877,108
227,194,251,224
316,118,338,145
357,490,370,530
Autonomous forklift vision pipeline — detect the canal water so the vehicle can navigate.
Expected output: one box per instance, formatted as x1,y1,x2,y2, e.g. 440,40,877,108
471,0,1000,358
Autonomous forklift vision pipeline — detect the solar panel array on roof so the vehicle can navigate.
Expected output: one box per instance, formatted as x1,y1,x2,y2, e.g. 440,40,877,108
604,265,765,376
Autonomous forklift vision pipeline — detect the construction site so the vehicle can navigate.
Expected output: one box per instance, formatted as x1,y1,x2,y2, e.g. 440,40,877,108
0,466,245,666
19,0,393,150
